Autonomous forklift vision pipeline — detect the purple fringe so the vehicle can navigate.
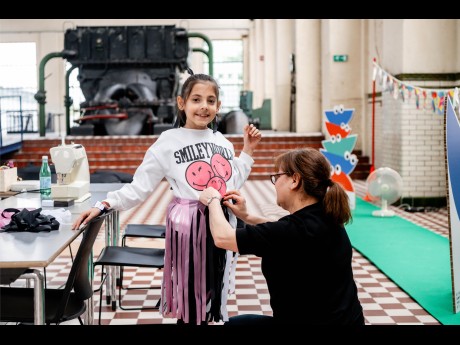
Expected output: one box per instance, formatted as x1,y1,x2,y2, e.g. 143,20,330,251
161,197,207,324
160,197,238,324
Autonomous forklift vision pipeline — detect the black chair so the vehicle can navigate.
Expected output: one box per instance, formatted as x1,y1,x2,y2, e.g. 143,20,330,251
0,211,111,325
121,223,166,247
93,230,165,325
117,223,166,295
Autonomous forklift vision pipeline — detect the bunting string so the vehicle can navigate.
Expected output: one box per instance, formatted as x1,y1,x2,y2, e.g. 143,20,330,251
373,60,459,114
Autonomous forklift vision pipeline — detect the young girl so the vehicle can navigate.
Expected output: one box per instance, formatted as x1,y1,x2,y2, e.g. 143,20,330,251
73,71,262,324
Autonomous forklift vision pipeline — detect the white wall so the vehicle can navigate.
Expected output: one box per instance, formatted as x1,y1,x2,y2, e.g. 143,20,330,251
295,19,321,133
273,19,293,132
403,19,457,73
322,19,366,151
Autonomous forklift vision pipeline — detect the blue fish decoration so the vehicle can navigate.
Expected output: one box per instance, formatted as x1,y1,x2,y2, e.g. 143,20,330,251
320,149,358,175
324,108,354,126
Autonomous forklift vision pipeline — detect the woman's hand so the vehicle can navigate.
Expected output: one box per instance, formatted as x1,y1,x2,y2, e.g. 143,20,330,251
242,124,261,157
222,189,248,220
71,208,101,230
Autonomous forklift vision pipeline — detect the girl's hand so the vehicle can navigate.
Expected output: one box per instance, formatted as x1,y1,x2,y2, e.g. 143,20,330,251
242,124,262,156
71,208,101,230
199,187,222,206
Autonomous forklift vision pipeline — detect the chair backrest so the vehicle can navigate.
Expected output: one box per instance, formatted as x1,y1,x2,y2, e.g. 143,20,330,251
52,210,112,322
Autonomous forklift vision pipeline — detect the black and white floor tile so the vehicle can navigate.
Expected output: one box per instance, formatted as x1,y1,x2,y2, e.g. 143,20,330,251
3,180,446,325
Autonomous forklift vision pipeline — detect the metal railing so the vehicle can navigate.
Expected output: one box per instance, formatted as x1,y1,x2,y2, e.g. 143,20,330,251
5,109,38,133
1,96,28,155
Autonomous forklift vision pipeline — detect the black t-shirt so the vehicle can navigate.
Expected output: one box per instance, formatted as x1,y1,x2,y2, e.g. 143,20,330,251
235,202,364,325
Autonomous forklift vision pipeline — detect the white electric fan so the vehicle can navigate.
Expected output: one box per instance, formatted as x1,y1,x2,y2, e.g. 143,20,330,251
366,167,403,217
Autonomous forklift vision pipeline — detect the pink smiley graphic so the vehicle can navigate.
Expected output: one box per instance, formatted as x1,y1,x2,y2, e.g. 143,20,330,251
185,161,213,191
210,153,232,181
207,176,227,197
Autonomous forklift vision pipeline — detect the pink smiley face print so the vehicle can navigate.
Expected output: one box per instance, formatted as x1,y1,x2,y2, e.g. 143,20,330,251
210,153,232,181
207,176,227,197
185,161,213,191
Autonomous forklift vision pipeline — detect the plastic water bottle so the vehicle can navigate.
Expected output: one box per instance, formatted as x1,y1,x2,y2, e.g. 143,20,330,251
39,155,51,198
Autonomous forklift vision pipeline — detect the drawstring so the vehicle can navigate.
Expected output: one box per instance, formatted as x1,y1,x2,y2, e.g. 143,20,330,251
173,116,181,128
212,116,217,133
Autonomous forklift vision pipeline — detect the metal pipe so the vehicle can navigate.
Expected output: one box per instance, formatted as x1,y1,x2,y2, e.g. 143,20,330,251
65,65,77,135
192,48,207,56
35,50,76,137
371,58,376,173
22,270,45,324
35,51,65,137
188,32,213,76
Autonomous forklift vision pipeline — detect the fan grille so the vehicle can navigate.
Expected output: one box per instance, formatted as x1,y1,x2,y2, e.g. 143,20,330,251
366,167,403,205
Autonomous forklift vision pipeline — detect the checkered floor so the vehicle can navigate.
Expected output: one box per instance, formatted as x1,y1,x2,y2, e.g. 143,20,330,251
4,180,447,325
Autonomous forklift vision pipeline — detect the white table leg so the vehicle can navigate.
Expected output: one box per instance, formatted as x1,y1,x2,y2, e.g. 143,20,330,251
83,253,94,325
21,269,45,325
102,211,120,311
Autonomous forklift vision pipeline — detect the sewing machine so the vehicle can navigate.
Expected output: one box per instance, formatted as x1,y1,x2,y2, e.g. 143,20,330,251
49,140,91,202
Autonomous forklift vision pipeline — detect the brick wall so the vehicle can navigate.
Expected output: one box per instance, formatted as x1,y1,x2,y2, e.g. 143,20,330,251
374,80,450,199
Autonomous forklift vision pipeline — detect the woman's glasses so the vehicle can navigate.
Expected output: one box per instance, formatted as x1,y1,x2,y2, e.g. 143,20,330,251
270,172,288,185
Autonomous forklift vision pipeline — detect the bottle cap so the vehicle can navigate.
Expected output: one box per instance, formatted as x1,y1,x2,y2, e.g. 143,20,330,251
42,155,48,160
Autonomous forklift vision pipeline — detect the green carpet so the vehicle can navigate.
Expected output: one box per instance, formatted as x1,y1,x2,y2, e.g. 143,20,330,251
346,198,460,325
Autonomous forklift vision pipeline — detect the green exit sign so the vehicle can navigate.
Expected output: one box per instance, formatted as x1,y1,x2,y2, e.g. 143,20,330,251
333,55,348,62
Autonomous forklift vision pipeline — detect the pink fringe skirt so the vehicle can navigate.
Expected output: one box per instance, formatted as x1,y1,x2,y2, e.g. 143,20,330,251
160,197,237,324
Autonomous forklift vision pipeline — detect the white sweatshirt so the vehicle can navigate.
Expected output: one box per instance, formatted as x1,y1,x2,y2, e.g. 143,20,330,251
105,127,254,211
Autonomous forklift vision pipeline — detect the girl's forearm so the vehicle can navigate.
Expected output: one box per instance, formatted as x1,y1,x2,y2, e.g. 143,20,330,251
242,146,254,156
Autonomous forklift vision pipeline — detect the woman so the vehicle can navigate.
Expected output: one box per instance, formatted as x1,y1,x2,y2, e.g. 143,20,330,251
199,148,364,325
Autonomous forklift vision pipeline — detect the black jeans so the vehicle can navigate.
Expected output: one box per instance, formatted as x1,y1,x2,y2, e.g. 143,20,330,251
224,314,276,325
225,312,365,326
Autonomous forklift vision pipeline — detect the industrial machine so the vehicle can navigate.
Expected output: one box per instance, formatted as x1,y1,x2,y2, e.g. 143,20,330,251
49,139,91,202
64,25,189,136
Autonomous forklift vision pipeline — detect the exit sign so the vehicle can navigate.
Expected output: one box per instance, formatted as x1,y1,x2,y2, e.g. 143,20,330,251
333,55,348,62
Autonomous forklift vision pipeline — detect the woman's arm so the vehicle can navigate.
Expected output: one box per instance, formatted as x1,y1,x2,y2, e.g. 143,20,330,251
222,190,271,225
199,187,238,252
199,188,272,252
